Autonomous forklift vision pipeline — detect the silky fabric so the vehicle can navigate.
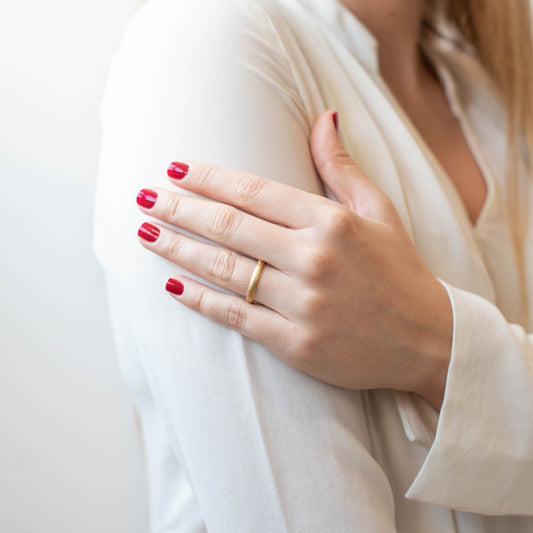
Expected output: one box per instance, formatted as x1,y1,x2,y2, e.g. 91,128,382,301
93,0,533,531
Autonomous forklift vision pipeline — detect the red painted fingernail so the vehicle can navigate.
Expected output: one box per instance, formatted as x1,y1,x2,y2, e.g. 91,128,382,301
167,161,189,180
332,112,338,131
136,188,158,209
166,278,184,295
138,222,160,242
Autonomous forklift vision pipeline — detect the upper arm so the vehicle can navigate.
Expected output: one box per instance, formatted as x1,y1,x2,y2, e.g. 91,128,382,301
95,0,326,277
93,1,397,530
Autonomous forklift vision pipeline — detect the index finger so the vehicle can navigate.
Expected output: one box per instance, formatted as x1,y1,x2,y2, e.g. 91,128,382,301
166,161,327,228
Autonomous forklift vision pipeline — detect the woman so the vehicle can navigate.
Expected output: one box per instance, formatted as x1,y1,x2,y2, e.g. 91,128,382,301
94,0,533,531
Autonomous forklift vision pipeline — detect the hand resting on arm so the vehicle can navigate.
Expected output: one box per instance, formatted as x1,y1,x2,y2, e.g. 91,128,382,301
136,110,453,411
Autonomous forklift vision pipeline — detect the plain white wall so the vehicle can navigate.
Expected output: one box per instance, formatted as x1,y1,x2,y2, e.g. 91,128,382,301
0,1,149,531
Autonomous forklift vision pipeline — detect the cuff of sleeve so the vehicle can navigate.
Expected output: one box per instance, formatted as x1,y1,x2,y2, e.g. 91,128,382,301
405,280,533,515
394,390,438,449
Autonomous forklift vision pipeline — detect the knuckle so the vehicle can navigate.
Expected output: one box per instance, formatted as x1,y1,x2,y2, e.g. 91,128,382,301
191,287,207,312
290,328,321,366
222,300,247,330
166,194,183,222
300,330,321,355
195,165,220,192
235,174,265,203
166,235,183,260
209,206,241,240
326,206,354,236
208,249,237,283
299,288,327,316
317,149,354,174
302,244,335,280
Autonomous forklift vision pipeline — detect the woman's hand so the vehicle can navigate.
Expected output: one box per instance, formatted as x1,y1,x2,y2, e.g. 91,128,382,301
136,111,452,410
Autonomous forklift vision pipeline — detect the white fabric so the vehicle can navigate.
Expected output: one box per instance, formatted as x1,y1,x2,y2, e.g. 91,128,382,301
93,0,533,530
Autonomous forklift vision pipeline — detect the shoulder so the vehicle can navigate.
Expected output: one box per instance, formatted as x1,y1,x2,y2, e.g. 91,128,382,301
123,0,296,48
108,0,304,89
103,0,307,119
100,0,312,145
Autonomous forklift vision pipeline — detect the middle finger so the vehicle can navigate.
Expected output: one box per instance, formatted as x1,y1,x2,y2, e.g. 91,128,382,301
137,187,295,272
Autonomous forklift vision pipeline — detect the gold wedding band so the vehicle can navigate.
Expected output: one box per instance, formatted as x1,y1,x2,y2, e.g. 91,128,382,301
246,259,266,303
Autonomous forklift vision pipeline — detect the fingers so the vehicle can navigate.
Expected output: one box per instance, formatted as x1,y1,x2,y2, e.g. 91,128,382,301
310,111,396,223
166,160,327,228
137,187,296,271
137,221,296,316
164,274,296,358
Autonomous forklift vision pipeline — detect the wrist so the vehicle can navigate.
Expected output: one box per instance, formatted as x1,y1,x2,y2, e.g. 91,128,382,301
405,277,453,411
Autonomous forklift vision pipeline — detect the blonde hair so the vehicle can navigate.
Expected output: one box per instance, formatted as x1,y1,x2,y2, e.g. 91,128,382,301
444,0,533,175
431,1,533,324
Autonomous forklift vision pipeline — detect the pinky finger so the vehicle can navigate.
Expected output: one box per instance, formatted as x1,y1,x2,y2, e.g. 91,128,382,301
165,276,295,358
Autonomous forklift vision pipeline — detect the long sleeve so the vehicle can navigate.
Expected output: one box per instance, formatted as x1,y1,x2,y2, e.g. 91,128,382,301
406,281,533,516
93,0,398,531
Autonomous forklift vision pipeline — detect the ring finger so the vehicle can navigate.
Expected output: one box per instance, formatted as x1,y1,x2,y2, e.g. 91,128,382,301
137,221,295,316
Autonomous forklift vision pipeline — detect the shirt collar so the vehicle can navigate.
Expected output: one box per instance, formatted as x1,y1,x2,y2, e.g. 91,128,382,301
298,0,465,80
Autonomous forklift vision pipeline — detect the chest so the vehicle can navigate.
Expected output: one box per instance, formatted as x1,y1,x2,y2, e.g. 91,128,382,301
396,83,489,227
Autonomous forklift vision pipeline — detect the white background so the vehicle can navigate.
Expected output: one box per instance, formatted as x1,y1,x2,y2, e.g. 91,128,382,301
0,0,149,531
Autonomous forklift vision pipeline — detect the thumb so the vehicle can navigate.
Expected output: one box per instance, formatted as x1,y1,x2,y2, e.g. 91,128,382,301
310,110,393,222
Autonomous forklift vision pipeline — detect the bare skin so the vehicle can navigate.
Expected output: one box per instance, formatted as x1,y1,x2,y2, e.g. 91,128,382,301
339,0,488,224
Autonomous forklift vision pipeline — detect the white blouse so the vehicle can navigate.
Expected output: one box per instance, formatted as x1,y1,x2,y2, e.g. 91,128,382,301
93,0,533,531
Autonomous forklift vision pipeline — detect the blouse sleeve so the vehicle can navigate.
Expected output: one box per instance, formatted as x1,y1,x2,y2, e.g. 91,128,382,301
93,0,398,530
406,280,533,516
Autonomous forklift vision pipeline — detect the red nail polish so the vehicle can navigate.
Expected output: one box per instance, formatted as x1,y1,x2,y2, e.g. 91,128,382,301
166,278,184,295
167,161,189,180
138,222,160,242
332,112,338,131
137,188,158,209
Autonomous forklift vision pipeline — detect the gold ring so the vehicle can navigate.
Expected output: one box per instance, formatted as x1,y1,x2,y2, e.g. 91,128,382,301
246,259,266,303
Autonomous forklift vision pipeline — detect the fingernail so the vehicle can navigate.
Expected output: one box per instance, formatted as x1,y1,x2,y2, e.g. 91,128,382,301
138,222,160,242
332,112,338,131
166,278,184,295
136,188,158,209
167,161,189,180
